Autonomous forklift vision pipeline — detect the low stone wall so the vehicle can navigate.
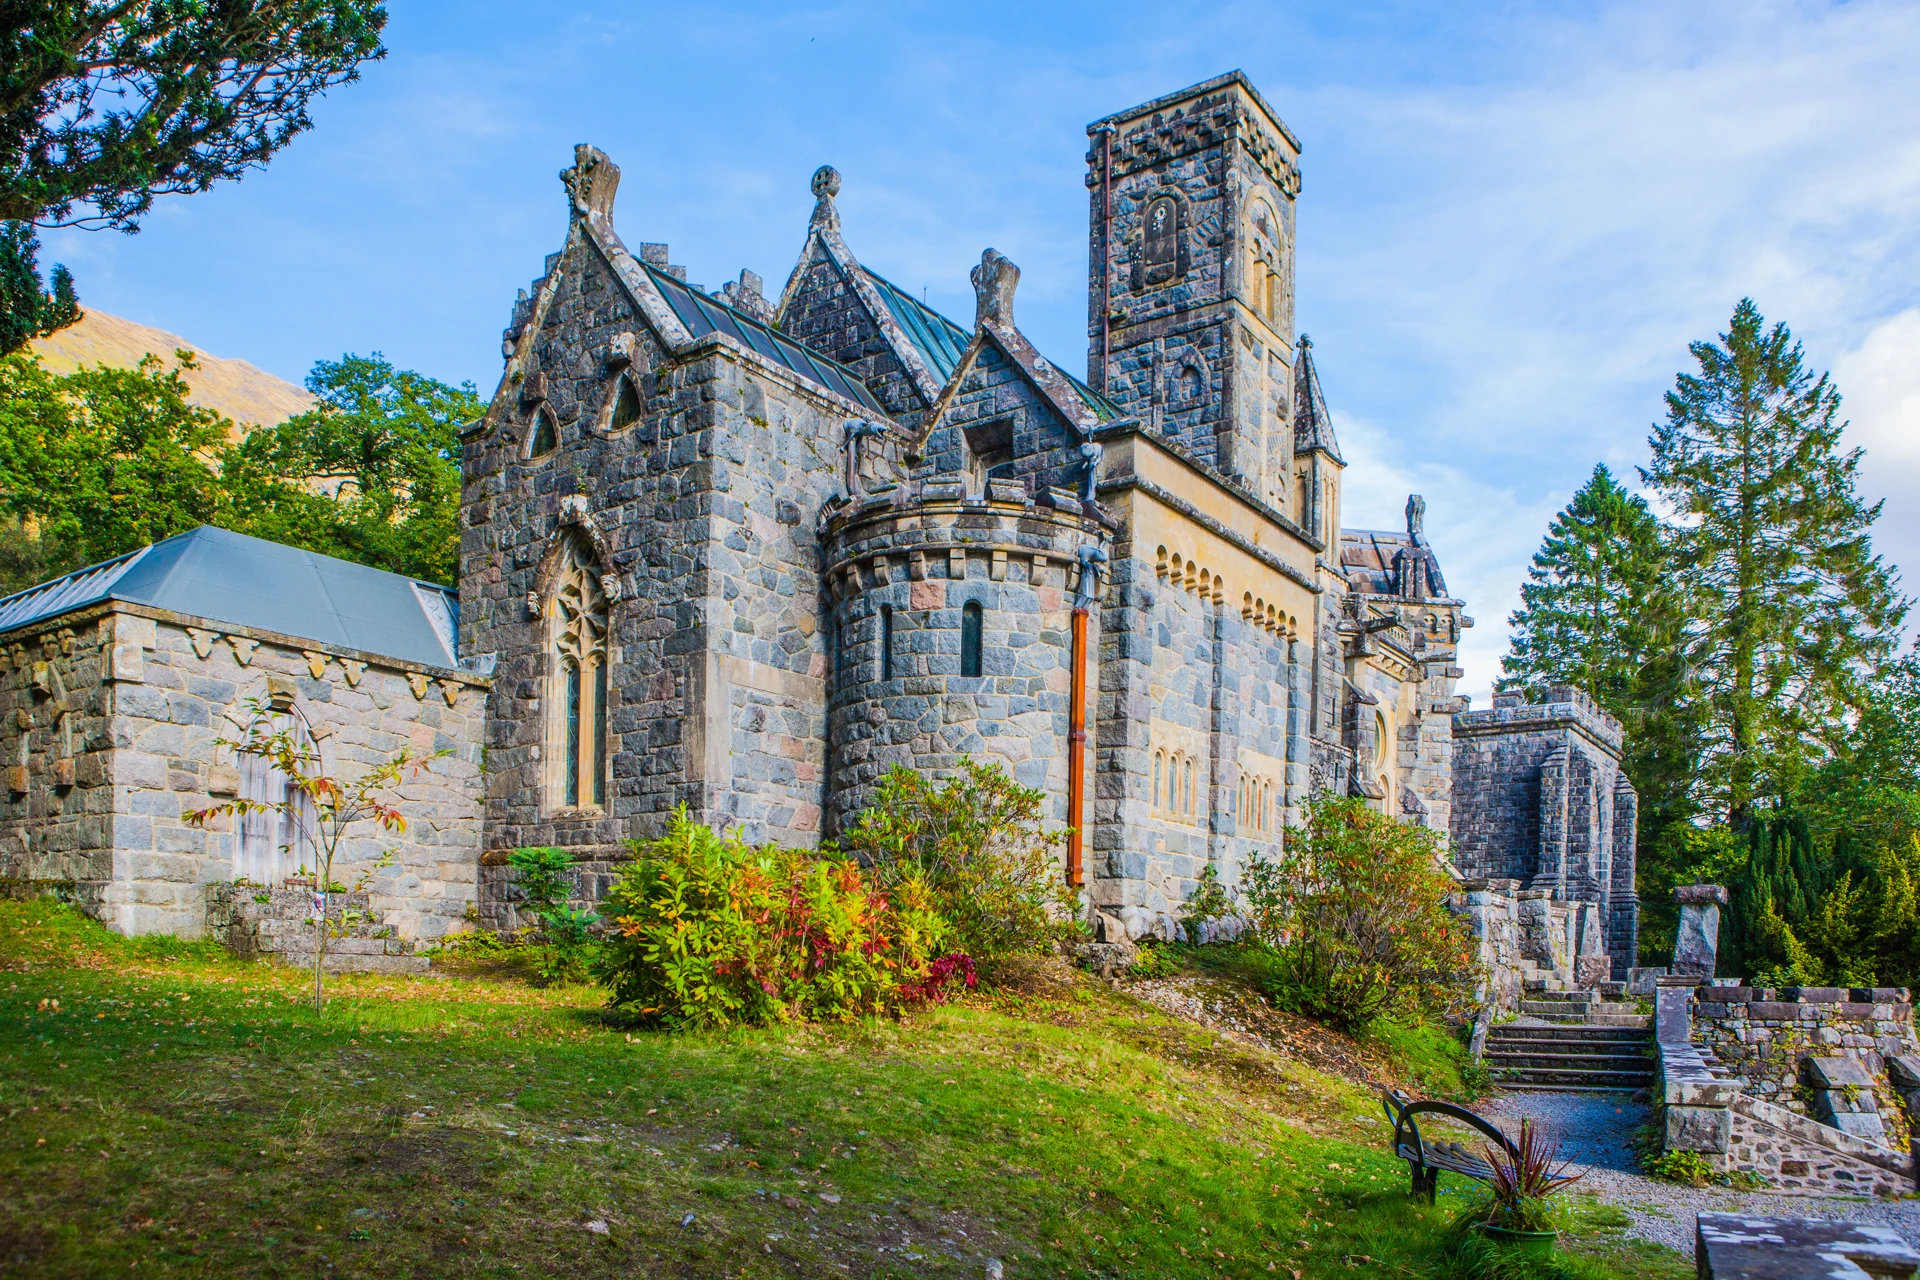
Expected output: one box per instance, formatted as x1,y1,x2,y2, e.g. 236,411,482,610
206,884,428,974
1450,879,1617,1011
1726,1095,1915,1198
1691,985,1915,1116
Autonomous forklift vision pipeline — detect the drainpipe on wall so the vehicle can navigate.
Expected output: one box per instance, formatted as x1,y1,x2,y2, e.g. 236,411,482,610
1066,544,1109,889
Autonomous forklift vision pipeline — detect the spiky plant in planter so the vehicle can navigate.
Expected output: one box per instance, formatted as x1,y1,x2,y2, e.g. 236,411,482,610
1480,1119,1584,1248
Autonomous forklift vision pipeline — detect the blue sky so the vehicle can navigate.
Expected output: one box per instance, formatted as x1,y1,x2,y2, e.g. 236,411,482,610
38,0,1920,702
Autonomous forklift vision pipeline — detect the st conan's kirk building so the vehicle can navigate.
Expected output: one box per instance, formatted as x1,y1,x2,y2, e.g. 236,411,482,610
0,72,1636,966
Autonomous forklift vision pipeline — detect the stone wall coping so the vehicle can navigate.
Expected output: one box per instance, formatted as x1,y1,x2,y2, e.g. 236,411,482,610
1689,986,1911,1007
1661,1041,1737,1107
1728,1094,1916,1174
823,490,1105,550
1674,883,1731,906
1,599,492,687
1451,700,1626,754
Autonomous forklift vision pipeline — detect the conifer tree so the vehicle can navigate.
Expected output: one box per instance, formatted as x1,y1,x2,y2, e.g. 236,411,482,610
1643,299,1908,826
1502,462,1670,708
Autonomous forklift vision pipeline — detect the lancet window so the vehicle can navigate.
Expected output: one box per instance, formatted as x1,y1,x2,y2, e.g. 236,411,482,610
235,715,317,885
550,537,610,809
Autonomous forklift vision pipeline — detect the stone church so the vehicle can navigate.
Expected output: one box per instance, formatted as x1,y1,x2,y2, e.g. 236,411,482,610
0,71,1637,957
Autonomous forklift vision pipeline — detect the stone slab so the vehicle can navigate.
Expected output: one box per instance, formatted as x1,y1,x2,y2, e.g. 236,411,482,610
1806,1056,1877,1090
1673,900,1722,978
1675,884,1731,907
1888,1055,1920,1090
1696,1212,1920,1280
1823,1111,1889,1143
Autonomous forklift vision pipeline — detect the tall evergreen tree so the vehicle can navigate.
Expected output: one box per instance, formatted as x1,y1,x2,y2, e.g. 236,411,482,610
1643,299,1907,826
0,222,78,353
1502,462,1669,707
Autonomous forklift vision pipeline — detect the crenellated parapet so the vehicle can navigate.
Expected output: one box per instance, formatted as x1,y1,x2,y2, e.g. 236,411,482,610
819,475,1111,834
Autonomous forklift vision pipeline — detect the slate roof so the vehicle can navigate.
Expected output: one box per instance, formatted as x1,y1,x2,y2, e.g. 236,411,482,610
1293,336,1343,462
1340,528,1449,599
644,261,888,414
0,526,465,671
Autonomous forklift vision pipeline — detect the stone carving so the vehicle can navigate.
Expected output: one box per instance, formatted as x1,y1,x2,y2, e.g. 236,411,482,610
970,249,1019,329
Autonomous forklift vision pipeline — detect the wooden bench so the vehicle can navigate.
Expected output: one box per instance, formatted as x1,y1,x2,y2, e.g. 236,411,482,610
1381,1088,1520,1203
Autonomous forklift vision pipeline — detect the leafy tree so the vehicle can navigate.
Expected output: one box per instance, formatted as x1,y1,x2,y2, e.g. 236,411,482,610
1643,299,1908,825
0,2,387,353
222,353,478,583
0,221,78,353
1501,463,1671,710
0,348,228,568
0,3,386,230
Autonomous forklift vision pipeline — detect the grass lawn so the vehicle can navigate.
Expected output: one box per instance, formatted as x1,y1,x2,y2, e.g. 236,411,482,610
0,901,1690,1278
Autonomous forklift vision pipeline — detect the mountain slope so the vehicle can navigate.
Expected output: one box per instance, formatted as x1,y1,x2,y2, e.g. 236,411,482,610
29,309,313,429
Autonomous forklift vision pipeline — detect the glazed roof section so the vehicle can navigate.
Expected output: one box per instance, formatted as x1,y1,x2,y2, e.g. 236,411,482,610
645,261,888,415
0,525,465,671
856,267,1125,426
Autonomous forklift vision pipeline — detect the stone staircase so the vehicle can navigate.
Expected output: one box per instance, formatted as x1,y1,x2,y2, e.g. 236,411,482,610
1484,967,1655,1092
207,884,429,975
1485,1023,1655,1092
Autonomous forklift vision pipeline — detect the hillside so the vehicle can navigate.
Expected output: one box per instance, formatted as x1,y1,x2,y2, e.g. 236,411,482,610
28,309,312,430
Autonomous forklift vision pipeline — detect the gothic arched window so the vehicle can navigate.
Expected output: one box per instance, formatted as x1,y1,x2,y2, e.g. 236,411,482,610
550,537,610,809
1153,751,1164,808
528,406,558,459
609,376,642,432
960,601,983,678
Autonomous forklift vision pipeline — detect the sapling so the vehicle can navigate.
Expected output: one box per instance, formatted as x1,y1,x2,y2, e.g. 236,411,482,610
187,695,447,1012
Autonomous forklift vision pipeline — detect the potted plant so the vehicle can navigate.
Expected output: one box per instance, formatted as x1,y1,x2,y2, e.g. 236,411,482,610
1477,1118,1583,1257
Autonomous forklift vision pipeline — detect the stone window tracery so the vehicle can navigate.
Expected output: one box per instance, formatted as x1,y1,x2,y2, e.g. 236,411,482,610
549,536,610,809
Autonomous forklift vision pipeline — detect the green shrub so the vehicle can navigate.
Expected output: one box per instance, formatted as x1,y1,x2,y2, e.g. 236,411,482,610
507,846,598,984
594,807,962,1028
1239,796,1481,1030
1643,1148,1718,1186
1128,941,1178,979
833,759,1080,961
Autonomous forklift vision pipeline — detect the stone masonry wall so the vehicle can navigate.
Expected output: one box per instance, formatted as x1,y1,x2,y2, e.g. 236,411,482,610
1692,985,1918,1117
0,606,485,940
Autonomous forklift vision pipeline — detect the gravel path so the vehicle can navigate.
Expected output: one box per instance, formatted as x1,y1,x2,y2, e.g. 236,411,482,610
1477,1092,1920,1255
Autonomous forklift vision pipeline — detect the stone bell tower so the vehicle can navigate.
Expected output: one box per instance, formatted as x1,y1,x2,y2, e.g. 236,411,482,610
1085,71,1305,513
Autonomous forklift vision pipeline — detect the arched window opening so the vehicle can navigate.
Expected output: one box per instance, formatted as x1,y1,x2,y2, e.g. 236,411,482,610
1266,272,1280,323
609,376,642,432
1183,759,1194,815
1179,364,1202,402
1144,195,1180,285
879,605,895,682
1153,752,1164,808
236,715,317,885
960,601,983,678
550,537,610,810
528,406,558,459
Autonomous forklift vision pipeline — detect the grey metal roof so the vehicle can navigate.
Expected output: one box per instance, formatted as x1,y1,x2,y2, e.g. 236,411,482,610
0,526,464,671
644,262,888,414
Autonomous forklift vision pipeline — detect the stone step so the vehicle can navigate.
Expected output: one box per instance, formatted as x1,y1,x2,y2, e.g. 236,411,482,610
1486,1050,1653,1071
1489,1025,1648,1041
1495,1081,1650,1095
1488,1065,1654,1088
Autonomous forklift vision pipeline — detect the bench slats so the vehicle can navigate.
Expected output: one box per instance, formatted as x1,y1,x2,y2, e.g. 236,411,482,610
1383,1088,1515,1203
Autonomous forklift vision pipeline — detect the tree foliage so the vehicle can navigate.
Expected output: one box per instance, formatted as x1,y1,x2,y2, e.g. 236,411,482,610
0,348,473,590
0,221,77,354
222,353,477,583
1643,298,1907,824
1502,462,1671,710
1,3,387,231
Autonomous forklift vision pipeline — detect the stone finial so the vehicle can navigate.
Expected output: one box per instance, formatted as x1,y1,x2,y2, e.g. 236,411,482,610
1406,494,1427,545
809,165,842,230
561,144,620,220
971,249,1019,329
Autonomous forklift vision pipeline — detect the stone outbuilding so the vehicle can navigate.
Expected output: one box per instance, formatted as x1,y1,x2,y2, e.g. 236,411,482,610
0,526,489,940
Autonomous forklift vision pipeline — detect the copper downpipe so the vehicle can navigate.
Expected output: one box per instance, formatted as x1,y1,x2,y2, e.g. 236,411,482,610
1066,605,1089,888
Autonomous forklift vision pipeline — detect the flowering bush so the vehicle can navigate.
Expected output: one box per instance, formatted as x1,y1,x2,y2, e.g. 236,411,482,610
833,759,1080,961
594,807,965,1028
1240,796,1481,1030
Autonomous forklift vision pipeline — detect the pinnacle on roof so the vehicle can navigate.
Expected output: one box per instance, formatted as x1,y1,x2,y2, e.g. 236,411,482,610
1292,334,1343,463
